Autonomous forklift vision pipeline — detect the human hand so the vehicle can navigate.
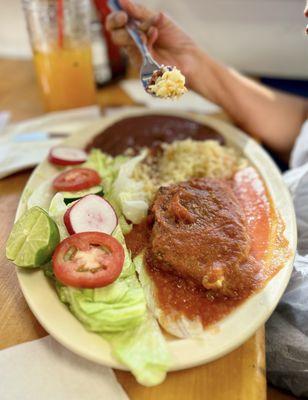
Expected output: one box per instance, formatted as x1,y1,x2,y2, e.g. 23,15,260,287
106,0,202,88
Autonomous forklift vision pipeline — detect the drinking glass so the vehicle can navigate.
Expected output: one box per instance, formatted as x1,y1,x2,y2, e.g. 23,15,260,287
23,0,97,111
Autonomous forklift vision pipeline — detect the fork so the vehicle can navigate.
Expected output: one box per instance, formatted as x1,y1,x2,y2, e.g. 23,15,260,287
108,0,161,92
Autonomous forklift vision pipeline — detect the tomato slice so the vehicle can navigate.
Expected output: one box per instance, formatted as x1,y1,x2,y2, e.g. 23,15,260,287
52,232,124,288
53,168,101,192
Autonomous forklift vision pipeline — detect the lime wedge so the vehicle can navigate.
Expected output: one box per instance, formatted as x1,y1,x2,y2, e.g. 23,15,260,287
6,206,60,268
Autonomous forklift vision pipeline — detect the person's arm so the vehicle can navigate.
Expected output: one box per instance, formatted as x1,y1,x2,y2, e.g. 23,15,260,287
193,51,308,156
107,0,308,156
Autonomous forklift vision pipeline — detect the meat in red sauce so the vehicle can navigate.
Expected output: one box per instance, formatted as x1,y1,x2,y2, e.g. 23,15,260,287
148,178,255,297
125,167,286,328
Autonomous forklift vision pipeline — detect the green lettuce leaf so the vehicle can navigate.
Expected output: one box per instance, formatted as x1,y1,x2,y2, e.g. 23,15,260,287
57,275,146,332
27,179,55,211
83,149,134,234
49,193,69,240
118,214,132,235
83,149,129,193
104,315,170,386
111,152,149,224
41,261,55,279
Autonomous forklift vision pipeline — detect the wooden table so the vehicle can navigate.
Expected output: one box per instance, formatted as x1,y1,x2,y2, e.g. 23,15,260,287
0,58,297,400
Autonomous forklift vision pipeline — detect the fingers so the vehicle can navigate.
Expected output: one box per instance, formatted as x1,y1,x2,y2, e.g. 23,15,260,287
147,26,158,48
110,27,149,48
139,13,160,31
110,29,134,47
151,12,165,29
106,11,134,48
106,7,159,48
106,0,160,58
106,11,127,31
119,0,155,21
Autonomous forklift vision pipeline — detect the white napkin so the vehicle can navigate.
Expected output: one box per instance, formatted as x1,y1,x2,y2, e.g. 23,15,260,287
0,141,60,179
0,111,11,132
0,336,129,400
0,106,101,179
120,79,221,113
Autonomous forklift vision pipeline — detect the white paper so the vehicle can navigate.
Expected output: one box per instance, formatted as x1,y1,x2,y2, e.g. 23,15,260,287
0,111,10,133
0,106,101,179
0,106,101,140
0,336,129,400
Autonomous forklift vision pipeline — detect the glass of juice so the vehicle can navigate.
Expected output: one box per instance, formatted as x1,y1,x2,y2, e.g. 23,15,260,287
23,0,97,111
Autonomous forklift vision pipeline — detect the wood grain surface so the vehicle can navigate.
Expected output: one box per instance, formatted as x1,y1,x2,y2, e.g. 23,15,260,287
0,58,297,400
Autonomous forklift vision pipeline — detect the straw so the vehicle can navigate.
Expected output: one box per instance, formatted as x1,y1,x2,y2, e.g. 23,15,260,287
57,0,64,48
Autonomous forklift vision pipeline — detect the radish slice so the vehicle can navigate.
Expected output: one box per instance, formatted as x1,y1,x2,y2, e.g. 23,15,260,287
48,146,88,166
64,194,118,235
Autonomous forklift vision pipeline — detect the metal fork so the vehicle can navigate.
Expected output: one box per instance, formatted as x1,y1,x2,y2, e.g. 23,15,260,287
108,0,161,92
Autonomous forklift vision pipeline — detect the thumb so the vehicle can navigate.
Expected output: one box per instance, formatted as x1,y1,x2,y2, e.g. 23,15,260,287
147,27,158,48
119,0,155,21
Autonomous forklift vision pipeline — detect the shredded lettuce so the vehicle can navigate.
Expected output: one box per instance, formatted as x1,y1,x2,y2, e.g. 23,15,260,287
83,149,134,232
41,261,55,279
27,179,55,211
57,275,146,333
104,315,170,386
111,152,149,224
83,149,129,193
49,193,69,240
118,214,132,235
134,252,157,312
111,225,135,278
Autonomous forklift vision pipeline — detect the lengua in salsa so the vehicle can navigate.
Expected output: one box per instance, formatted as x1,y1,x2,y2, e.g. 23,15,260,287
125,167,290,333
148,178,254,296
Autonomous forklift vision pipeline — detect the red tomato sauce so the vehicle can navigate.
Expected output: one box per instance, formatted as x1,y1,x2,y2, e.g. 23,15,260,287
125,167,289,328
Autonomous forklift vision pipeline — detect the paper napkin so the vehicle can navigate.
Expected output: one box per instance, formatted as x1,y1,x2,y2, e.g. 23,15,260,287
0,336,129,400
0,106,101,180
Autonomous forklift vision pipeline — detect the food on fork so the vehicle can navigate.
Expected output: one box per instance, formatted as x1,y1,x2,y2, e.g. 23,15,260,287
147,66,187,99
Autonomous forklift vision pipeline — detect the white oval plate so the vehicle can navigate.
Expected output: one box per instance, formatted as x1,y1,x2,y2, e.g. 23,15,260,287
15,109,296,371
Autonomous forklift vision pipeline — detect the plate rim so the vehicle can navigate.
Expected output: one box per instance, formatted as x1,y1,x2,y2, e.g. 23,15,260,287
14,109,297,371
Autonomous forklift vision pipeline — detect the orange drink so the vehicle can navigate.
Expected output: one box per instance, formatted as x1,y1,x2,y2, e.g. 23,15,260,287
34,45,97,111
23,0,97,111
